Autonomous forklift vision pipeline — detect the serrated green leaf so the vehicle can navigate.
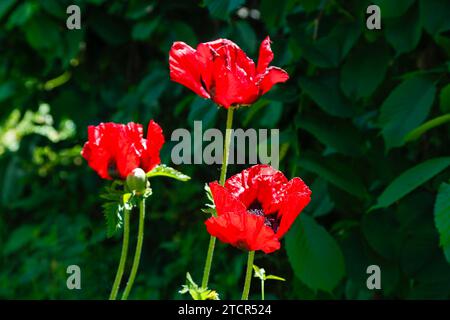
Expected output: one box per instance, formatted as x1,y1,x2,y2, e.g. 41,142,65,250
146,164,190,181
179,272,220,300
286,215,345,292
372,157,450,210
434,183,450,263
102,202,123,238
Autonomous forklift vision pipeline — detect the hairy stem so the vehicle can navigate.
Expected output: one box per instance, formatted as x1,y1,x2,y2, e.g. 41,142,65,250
109,209,130,300
201,107,235,289
242,251,255,300
121,198,145,300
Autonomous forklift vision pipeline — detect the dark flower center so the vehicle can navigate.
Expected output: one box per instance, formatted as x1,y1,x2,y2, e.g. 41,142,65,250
247,201,280,233
107,159,120,180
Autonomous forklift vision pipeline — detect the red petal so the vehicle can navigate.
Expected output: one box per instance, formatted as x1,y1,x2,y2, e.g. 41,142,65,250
205,211,280,253
169,42,210,99
82,124,116,179
210,48,259,108
258,67,289,95
81,140,111,180
225,164,287,210
141,120,164,172
209,182,247,216
115,122,144,179
81,122,145,180
276,180,311,238
256,36,274,75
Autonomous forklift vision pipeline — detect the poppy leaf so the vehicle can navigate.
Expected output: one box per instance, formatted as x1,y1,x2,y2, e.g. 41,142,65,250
371,157,450,210
434,182,450,263
379,77,436,150
102,201,123,238
146,164,190,181
286,214,345,292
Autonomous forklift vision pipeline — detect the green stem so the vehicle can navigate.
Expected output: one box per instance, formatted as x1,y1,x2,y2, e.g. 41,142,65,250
201,235,216,288
121,198,145,300
201,107,234,289
109,209,130,300
219,107,234,185
241,251,255,300
261,279,265,301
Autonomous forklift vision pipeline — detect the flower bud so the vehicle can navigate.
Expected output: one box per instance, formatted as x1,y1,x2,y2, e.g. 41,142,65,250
126,168,147,193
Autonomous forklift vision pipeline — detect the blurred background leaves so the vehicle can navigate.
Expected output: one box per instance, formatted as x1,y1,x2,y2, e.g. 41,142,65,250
0,0,449,299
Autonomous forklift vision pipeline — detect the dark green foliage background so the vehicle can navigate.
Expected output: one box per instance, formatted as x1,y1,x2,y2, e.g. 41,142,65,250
0,0,449,299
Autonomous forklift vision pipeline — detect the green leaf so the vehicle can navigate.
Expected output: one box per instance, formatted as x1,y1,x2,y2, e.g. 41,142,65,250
404,114,450,142
434,183,450,263
188,97,218,129
179,272,220,300
372,157,450,210
385,4,421,55
233,21,257,55
170,21,198,46
341,43,390,99
373,0,415,18
299,74,354,118
420,0,450,34
307,179,334,218
379,77,436,150
90,12,129,46
260,0,290,31
440,84,450,113
258,101,283,128
203,0,244,21
252,264,265,280
0,0,16,20
298,22,360,68
286,215,345,292
4,225,36,256
362,211,400,260
146,164,191,181
298,115,364,156
102,201,123,238
298,154,368,199
265,275,286,281
299,0,322,12
6,2,37,29
0,82,15,102
24,15,61,50
132,18,159,41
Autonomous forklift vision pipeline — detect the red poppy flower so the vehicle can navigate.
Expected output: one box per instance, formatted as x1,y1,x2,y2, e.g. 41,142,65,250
169,36,289,108
205,165,311,253
81,120,164,180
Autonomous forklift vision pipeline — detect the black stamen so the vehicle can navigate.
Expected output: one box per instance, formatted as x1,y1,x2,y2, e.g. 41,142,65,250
247,201,280,233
